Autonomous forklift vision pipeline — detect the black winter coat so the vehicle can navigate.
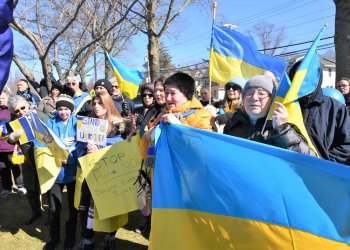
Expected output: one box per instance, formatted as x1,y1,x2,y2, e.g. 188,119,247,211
223,110,316,156
300,88,350,163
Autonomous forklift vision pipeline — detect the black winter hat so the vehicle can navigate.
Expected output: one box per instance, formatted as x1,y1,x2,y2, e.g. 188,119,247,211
51,84,62,93
94,79,113,95
56,94,74,111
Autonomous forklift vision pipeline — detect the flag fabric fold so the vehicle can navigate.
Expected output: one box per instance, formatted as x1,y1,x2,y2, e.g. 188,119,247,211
209,25,287,86
0,0,14,93
283,26,325,103
150,124,350,250
29,112,69,160
268,72,319,156
107,54,144,99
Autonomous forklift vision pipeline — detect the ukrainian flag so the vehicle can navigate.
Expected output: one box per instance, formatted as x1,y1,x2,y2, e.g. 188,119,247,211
150,124,350,250
9,116,35,144
107,54,144,99
209,25,287,86
269,73,319,156
284,26,325,103
29,112,69,160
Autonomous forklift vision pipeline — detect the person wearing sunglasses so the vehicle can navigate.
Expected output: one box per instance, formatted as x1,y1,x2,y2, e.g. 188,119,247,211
222,75,316,156
336,77,350,112
110,77,135,117
133,83,154,118
7,95,50,225
0,90,25,199
214,78,246,114
66,75,91,115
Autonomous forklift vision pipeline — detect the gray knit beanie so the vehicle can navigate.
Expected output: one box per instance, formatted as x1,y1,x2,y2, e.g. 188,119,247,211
242,75,276,97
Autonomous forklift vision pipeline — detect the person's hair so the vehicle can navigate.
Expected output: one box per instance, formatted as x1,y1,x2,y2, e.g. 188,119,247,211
339,77,350,84
109,77,118,85
0,88,10,97
18,79,29,85
164,72,195,100
66,75,79,86
91,94,122,133
154,76,166,86
140,83,154,106
7,95,29,113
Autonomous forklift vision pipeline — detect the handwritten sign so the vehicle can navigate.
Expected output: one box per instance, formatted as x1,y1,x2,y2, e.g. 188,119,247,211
78,136,141,220
77,116,108,146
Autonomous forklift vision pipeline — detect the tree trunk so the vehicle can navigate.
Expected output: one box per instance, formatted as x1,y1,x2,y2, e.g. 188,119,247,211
105,54,112,79
334,0,350,80
146,0,160,82
12,54,36,83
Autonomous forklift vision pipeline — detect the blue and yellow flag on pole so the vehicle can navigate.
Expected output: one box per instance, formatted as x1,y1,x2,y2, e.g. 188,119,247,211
30,112,69,160
0,0,14,93
107,53,144,99
209,25,287,86
9,116,35,144
150,124,350,250
284,26,325,103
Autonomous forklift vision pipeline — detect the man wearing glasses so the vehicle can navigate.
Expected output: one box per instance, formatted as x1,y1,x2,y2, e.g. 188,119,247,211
336,77,350,112
66,75,91,115
16,79,41,109
110,77,134,117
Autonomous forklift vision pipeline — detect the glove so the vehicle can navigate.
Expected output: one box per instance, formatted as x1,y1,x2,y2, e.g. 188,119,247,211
135,114,144,128
8,130,23,144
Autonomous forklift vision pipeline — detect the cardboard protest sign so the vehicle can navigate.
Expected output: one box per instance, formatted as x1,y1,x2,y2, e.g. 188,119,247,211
78,136,141,219
77,116,108,146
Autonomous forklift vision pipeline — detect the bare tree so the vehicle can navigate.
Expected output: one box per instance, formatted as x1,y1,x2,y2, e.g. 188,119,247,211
247,21,288,56
334,0,350,80
11,0,139,90
126,0,211,82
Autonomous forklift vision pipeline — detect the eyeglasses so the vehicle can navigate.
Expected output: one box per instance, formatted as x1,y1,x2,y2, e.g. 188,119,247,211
67,82,76,86
337,84,349,88
143,93,153,98
244,88,270,99
14,106,26,114
225,85,240,91
112,85,119,89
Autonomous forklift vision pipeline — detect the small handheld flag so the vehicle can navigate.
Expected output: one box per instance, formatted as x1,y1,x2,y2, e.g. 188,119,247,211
9,116,35,144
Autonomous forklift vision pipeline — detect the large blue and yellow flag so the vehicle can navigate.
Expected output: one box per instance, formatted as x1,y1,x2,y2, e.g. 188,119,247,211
269,73,319,156
0,0,14,93
150,124,350,250
9,116,35,144
29,112,69,160
209,25,287,86
107,53,144,99
284,26,325,103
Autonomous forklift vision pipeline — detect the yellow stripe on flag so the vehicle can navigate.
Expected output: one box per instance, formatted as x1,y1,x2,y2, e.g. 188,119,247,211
150,209,350,250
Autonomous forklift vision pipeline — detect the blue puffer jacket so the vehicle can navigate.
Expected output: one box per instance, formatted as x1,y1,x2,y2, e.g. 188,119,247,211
46,114,78,184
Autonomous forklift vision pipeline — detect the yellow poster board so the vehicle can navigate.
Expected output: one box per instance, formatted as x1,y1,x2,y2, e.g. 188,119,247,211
78,136,141,220
34,146,62,194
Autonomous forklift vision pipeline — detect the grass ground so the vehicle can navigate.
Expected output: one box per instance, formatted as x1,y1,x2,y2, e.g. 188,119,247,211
0,188,149,250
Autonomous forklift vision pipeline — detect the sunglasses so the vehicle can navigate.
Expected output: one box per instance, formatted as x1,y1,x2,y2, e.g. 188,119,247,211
15,106,26,114
143,93,153,98
112,85,119,89
225,85,240,91
67,82,76,86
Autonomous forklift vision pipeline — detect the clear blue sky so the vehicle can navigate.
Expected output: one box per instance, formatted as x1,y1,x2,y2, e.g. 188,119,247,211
10,0,335,82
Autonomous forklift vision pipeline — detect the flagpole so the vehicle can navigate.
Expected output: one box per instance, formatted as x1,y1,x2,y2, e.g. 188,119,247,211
260,72,283,134
208,1,217,106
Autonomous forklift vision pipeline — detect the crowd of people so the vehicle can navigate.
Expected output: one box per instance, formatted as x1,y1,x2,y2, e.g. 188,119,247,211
1,65,350,250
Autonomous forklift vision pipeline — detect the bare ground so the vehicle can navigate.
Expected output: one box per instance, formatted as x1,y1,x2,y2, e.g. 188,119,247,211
0,187,149,250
